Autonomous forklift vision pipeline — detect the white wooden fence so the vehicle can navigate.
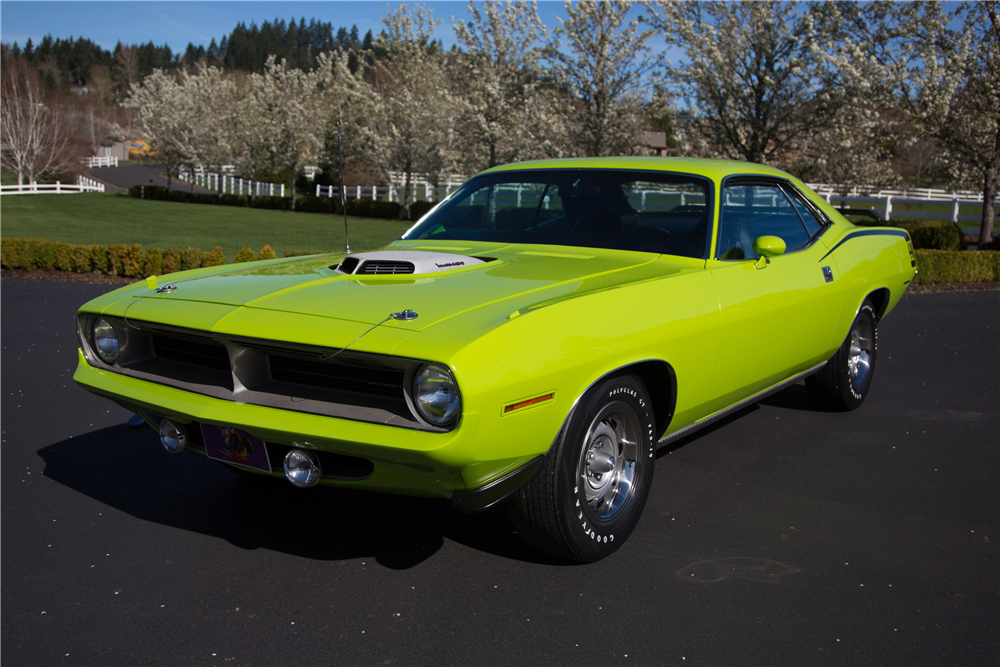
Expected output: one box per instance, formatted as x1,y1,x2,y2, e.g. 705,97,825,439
80,156,118,168
180,170,285,197
808,184,998,224
167,167,998,226
0,176,105,195
807,183,988,201
315,183,458,203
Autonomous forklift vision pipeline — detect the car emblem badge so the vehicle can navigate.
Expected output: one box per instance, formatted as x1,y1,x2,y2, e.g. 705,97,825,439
156,285,177,293
390,309,418,321
822,267,834,283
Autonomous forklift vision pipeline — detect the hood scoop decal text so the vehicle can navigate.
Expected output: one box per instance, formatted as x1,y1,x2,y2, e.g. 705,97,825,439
334,251,486,276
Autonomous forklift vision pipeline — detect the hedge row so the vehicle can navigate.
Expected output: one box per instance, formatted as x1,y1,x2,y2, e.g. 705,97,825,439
128,185,436,221
4,237,998,286
913,249,1000,285
0,238,280,278
855,218,967,251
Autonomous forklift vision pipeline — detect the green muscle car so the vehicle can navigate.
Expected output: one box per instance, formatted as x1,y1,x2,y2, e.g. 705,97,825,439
74,158,917,561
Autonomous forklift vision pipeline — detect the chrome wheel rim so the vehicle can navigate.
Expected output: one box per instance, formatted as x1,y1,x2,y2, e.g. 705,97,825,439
847,316,874,388
578,402,640,521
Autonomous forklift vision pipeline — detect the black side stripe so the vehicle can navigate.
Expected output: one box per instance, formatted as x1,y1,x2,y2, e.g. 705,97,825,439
818,229,910,262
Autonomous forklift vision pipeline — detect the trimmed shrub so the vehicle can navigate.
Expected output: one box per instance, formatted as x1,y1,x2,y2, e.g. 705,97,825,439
161,248,180,274
409,200,436,220
67,245,92,272
180,247,203,271
913,249,1000,284
54,242,76,271
888,219,966,251
107,244,144,277
219,193,249,208
201,246,226,267
144,248,166,276
89,245,110,274
347,198,402,220
177,192,217,206
25,238,57,270
167,190,189,203
258,244,277,260
296,195,335,214
1,238,25,269
254,196,291,211
234,245,256,263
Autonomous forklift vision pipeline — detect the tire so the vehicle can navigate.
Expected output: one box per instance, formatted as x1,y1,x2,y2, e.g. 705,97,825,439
510,375,657,562
807,299,878,411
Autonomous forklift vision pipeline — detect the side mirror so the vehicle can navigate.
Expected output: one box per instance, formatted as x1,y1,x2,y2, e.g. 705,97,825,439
753,235,786,258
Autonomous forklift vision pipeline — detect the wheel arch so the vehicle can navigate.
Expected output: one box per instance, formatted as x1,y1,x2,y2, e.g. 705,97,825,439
602,360,677,441
865,287,892,320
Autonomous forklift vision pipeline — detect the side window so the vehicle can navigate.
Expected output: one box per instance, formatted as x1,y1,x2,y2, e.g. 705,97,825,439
782,186,825,237
718,183,812,260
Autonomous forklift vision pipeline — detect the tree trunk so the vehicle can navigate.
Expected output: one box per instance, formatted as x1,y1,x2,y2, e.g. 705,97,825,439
979,166,997,250
289,160,297,211
402,163,413,220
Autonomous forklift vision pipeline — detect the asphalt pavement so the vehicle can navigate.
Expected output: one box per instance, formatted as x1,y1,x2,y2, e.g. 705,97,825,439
89,164,216,194
1,278,997,666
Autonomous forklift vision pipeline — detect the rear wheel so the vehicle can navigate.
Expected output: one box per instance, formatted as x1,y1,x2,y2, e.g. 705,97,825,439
510,375,656,562
807,299,878,411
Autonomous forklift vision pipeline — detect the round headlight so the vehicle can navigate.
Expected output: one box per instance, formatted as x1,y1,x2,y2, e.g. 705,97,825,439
413,363,461,426
93,318,119,364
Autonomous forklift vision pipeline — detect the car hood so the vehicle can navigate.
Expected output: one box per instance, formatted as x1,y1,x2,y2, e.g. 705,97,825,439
121,241,672,332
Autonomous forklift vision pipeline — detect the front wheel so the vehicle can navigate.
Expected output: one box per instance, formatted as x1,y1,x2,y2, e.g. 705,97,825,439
807,299,878,411
510,375,656,562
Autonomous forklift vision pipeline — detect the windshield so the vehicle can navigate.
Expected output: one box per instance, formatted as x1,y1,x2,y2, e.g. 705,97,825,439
402,169,713,258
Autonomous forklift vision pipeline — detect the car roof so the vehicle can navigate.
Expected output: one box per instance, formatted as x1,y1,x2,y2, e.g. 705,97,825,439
479,157,794,182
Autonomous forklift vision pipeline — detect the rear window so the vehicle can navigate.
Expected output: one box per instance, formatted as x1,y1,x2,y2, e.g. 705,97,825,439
402,170,713,258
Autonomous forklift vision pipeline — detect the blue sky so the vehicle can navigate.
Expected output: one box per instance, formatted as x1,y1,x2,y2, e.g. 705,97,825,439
0,1,673,56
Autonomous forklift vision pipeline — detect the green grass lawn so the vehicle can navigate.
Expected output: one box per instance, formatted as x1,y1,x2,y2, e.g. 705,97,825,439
1,192,413,259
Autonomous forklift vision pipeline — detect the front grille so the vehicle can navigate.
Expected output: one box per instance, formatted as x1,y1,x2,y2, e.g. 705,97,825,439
83,318,451,432
357,260,415,275
269,355,405,397
151,333,230,371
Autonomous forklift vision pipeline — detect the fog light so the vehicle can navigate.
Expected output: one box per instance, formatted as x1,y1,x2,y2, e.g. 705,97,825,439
284,448,322,488
159,419,187,454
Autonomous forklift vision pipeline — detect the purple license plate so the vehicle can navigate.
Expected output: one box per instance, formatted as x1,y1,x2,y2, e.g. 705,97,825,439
201,424,271,473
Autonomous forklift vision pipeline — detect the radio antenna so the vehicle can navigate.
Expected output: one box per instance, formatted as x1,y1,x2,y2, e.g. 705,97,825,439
337,121,351,254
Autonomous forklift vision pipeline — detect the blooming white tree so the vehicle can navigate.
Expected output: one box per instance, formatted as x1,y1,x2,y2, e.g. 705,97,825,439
937,1,999,248
647,0,843,165
253,55,327,209
359,4,458,218
796,102,900,192
0,58,76,186
228,70,276,206
452,0,568,172
548,0,655,157
184,63,237,193
129,69,195,190
826,0,996,245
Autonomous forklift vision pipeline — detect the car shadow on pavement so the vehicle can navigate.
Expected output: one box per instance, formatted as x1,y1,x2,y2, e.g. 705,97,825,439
37,424,566,570
757,382,816,411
